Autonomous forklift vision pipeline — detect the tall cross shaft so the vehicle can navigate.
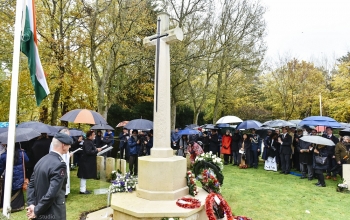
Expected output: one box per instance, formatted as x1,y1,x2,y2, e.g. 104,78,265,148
143,12,183,158
150,18,169,112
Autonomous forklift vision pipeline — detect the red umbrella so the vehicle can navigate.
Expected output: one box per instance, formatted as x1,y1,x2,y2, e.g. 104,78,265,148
116,121,129,127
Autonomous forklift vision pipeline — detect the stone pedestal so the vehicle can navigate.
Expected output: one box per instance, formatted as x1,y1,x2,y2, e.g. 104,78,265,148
106,157,115,179
343,164,350,184
111,188,209,220
96,156,105,180
186,153,191,169
116,159,127,175
137,156,188,201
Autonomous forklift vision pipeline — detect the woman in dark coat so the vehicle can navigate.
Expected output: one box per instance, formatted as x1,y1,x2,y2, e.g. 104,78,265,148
77,131,102,194
312,144,330,187
231,130,241,165
0,143,29,211
238,134,251,166
297,138,314,180
209,129,220,157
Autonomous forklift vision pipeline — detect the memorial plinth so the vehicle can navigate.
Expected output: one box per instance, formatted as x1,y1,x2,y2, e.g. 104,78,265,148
137,156,188,200
111,188,209,220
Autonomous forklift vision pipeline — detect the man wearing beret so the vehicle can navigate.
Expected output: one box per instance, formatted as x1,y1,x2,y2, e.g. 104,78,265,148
26,133,74,220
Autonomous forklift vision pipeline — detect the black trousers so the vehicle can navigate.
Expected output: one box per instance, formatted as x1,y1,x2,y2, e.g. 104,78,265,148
129,155,138,175
280,153,291,173
315,169,325,185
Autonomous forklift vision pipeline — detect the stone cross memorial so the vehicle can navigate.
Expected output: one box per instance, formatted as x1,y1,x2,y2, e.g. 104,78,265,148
111,13,208,220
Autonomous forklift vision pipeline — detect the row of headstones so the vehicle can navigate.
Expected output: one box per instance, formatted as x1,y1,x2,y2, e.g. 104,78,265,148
95,152,192,180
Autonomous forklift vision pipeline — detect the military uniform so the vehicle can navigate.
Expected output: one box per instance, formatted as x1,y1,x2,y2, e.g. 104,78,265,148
27,151,67,220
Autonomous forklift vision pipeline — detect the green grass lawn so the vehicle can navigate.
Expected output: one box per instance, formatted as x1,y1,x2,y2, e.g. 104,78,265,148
9,161,350,220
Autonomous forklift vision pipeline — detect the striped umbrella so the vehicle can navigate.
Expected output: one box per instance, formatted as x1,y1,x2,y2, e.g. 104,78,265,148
60,109,107,125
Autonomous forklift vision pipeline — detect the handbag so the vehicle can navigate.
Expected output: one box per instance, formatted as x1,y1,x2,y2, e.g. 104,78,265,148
315,155,327,165
21,151,29,191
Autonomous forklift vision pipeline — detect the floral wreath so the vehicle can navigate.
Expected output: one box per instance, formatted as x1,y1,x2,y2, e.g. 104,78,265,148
194,151,224,171
187,171,198,196
205,192,233,220
239,164,248,169
200,169,221,194
176,197,201,209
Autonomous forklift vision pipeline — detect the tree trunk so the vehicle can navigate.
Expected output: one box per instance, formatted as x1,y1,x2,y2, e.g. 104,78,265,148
213,71,223,123
50,88,61,125
193,109,200,125
171,98,177,130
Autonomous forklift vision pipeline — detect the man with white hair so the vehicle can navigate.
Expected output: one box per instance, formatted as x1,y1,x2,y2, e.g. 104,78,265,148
26,133,74,220
49,128,72,198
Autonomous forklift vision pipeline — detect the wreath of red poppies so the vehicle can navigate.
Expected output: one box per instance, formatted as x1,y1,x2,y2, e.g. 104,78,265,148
205,192,234,220
176,197,201,209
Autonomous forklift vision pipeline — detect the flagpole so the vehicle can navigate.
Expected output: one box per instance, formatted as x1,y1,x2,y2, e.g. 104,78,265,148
2,0,24,217
319,93,322,116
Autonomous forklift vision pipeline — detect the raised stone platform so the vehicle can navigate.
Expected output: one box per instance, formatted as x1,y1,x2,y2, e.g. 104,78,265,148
137,156,188,201
111,188,209,220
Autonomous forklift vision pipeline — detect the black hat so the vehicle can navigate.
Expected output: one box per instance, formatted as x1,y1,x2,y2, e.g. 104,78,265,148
54,133,74,145
123,127,128,130
132,130,138,134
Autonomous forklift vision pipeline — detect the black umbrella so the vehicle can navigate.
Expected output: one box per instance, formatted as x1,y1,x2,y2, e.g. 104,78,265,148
69,129,84,137
0,128,41,144
17,121,51,133
184,124,198,130
90,124,114,130
124,119,153,130
339,128,350,136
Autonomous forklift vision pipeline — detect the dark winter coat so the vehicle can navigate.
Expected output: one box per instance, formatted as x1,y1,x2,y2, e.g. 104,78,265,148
297,138,313,165
31,138,51,166
313,145,331,170
0,150,29,190
77,139,98,179
209,133,220,153
231,133,241,152
27,151,67,220
321,134,339,155
279,133,293,154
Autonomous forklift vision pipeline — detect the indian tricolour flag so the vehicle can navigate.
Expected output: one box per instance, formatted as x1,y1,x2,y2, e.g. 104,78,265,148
20,0,50,106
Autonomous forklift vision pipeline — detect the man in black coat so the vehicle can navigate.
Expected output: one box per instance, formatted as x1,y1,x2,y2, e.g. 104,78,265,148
26,133,74,220
296,130,314,180
31,133,51,167
322,127,339,180
278,127,293,174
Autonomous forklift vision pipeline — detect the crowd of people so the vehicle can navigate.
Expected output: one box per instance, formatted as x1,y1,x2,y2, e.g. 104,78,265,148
170,126,350,188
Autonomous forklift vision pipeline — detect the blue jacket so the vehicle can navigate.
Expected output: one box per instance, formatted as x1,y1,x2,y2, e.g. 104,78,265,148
250,134,261,151
0,150,29,190
128,136,141,155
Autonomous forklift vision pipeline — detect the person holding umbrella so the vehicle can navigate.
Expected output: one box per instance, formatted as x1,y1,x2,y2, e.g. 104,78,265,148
118,128,129,160
128,130,141,176
322,127,339,181
335,136,350,177
278,127,293,174
312,144,330,187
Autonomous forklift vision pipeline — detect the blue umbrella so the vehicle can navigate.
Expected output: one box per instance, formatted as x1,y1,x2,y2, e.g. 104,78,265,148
18,121,52,134
299,116,341,128
236,120,262,130
0,128,41,144
177,129,199,136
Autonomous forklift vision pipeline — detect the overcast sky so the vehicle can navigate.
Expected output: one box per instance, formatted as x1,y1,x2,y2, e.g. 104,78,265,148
260,0,350,64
